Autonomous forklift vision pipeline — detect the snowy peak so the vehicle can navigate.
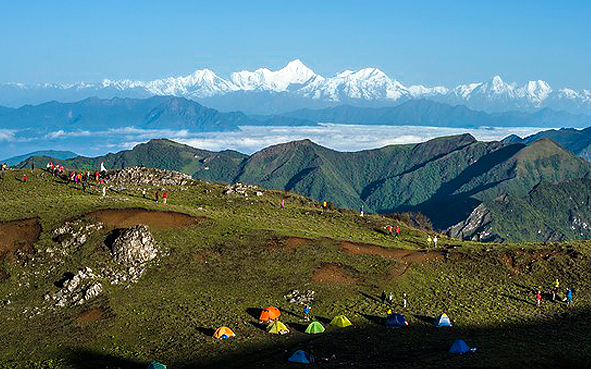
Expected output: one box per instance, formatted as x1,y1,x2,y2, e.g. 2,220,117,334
230,59,318,92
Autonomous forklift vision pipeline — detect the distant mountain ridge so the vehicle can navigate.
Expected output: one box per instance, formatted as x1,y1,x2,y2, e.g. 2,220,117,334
20,135,591,242
2,150,77,166
1,60,590,115
503,127,591,161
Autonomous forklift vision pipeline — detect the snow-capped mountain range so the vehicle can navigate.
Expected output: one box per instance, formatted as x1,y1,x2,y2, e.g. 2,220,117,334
1,59,590,115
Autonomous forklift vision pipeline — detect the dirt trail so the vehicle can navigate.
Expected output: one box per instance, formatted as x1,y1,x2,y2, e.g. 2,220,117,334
76,307,105,323
0,218,41,263
338,241,445,263
312,263,359,285
85,208,204,230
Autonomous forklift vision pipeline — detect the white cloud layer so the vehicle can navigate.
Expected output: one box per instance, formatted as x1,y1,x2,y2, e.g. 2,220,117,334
0,129,17,142
173,124,552,154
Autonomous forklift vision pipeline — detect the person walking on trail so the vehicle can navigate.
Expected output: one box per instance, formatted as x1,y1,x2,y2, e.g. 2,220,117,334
155,191,159,203
402,293,408,308
322,200,328,212
23,174,28,183
381,290,387,304
395,225,400,239
427,236,433,247
102,187,106,197
142,188,146,199
536,290,542,307
303,304,311,321
281,199,285,209
433,235,438,247
387,293,394,304
163,193,167,204
552,279,560,301
565,289,573,306
360,206,364,217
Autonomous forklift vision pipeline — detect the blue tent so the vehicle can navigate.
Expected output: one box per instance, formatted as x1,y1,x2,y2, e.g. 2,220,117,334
449,340,470,353
147,362,167,369
435,313,452,327
385,313,407,327
288,349,314,364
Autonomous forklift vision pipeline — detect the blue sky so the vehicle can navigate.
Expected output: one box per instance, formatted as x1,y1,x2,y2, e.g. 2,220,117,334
0,0,590,88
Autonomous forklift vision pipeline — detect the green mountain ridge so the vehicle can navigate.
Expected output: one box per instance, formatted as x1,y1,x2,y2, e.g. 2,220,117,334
19,135,591,242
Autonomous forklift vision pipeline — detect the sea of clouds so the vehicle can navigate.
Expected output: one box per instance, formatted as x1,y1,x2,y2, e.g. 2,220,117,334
1,124,553,160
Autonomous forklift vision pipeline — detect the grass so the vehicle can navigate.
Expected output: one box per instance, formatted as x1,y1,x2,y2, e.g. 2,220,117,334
0,168,591,368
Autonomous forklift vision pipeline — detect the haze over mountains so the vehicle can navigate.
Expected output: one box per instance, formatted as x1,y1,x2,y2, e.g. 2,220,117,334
2,60,591,115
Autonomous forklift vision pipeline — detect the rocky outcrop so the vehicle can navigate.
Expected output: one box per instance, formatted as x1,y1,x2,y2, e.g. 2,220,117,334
107,167,192,187
110,225,157,266
47,267,102,307
446,202,505,243
52,220,103,252
223,182,262,197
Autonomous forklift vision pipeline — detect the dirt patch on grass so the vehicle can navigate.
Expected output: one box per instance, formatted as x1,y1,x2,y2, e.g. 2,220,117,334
338,241,445,264
499,249,565,273
282,237,312,248
312,263,359,285
76,307,105,323
85,208,204,230
193,250,220,262
0,218,41,263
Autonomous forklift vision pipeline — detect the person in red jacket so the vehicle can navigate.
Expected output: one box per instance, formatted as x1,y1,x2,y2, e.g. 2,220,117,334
395,225,400,239
163,192,168,204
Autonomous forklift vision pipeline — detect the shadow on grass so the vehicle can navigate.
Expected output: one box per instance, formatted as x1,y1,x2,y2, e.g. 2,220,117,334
289,322,309,333
64,348,145,369
195,326,216,337
501,293,535,306
246,307,262,320
413,314,435,325
359,291,382,303
360,313,385,325
248,321,267,331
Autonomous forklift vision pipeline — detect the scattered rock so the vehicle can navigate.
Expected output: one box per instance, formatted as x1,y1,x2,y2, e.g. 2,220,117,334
107,167,192,187
52,220,103,251
284,289,315,304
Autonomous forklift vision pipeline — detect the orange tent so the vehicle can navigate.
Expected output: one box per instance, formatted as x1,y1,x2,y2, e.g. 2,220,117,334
259,306,281,322
213,326,235,339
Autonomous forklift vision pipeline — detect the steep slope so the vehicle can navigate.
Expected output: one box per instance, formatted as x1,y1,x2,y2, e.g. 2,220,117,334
449,178,591,242
504,126,591,161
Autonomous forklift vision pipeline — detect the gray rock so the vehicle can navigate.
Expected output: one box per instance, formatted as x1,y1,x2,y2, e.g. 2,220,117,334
111,225,157,266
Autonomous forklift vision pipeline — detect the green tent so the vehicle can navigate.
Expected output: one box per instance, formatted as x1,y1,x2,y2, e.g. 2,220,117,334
147,362,167,369
305,321,325,334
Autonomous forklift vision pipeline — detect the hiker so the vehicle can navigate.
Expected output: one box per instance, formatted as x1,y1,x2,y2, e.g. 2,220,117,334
322,200,328,212
360,206,364,217
281,199,285,209
155,191,159,202
402,293,408,308
565,289,573,306
102,187,106,197
386,225,393,237
387,292,394,304
303,304,311,321
552,278,560,301
163,192,167,204
433,235,438,247
142,188,146,198
395,225,400,239
381,290,387,303
23,174,28,182
536,290,542,307
387,308,393,315
82,180,87,192
100,162,106,173
427,236,433,246
119,184,124,193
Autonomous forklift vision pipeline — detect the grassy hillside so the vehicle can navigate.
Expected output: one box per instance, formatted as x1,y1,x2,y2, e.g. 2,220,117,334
20,136,591,242
1,168,591,368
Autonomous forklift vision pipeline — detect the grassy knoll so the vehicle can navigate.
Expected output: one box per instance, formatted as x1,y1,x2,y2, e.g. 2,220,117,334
0,168,590,368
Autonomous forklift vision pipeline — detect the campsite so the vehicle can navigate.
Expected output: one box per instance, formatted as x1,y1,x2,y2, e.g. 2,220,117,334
0,167,591,368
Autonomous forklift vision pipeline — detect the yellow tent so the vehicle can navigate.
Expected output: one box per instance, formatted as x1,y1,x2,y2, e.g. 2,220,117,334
330,315,352,327
213,326,235,339
267,320,290,334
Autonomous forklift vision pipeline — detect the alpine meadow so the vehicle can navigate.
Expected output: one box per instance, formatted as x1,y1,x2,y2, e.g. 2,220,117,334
2,2,591,369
